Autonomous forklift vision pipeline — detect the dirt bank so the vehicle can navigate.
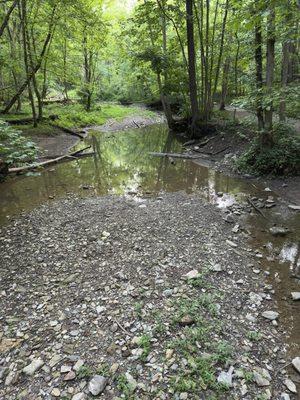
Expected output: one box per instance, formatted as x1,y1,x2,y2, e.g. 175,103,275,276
90,114,165,133
0,193,297,399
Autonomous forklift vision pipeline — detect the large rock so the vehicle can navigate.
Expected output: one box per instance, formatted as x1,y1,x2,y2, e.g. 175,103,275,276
291,292,300,301
22,358,44,376
217,366,234,387
253,368,271,387
88,375,107,396
284,378,297,393
269,227,289,237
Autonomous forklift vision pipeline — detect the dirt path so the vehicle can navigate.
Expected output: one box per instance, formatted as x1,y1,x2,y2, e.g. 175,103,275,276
0,193,297,399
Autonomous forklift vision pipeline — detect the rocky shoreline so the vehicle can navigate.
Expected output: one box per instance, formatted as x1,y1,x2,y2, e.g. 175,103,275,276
0,193,299,399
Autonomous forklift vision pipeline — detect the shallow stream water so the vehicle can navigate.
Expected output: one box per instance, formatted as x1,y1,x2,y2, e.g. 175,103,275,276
0,123,299,385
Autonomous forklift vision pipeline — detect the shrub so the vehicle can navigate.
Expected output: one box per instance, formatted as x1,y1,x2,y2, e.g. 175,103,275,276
235,123,300,175
0,120,37,166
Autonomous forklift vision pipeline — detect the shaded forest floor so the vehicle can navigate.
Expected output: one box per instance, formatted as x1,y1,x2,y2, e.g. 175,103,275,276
0,193,297,399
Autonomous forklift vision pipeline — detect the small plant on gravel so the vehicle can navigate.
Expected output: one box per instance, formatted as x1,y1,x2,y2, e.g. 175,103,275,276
212,341,233,364
138,334,152,362
77,365,94,379
97,362,110,377
247,331,262,342
117,374,136,399
134,301,144,318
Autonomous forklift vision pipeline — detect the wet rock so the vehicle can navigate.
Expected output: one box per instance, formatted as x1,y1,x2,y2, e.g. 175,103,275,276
291,292,300,301
284,378,297,393
269,227,289,237
217,366,234,387
22,358,44,376
262,311,279,321
280,394,290,400
88,375,107,396
292,357,300,374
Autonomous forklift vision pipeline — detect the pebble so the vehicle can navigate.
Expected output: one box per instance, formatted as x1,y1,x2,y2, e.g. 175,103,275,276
51,388,61,397
184,269,200,279
22,358,44,376
292,356,300,374
262,311,279,321
217,366,234,387
284,378,297,393
88,375,107,396
72,393,86,400
253,368,271,387
280,393,290,400
291,292,300,301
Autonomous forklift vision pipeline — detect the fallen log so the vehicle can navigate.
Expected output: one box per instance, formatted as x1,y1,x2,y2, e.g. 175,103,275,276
149,152,206,159
49,123,85,139
247,197,267,219
8,148,94,174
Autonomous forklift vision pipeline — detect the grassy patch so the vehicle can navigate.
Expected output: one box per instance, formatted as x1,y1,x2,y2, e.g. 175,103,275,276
137,334,152,362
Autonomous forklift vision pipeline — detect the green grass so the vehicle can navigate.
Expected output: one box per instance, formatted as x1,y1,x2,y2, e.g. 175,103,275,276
2,101,157,131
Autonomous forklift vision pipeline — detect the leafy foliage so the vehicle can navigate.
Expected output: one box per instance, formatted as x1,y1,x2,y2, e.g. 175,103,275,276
0,120,37,166
236,123,300,175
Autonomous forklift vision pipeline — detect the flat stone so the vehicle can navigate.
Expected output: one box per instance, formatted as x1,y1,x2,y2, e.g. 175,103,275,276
179,315,195,326
73,359,84,371
292,357,300,374
23,358,44,376
291,292,300,301
288,205,300,211
210,263,223,272
262,311,279,321
284,378,297,393
280,393,290,400
226,240,237,248
64,370,76,381
88,375,107,396
184,270,200,279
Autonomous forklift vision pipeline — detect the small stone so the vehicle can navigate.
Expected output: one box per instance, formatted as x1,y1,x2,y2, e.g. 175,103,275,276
280,393,290,400
166,349,174,359
73,359,84,371
284,378,297,393
210,263,222,272
64,370,76,381
184,270,200,279
110,363,119,374
23,358,44,376
61,365,72,373
88,375,107,396
72,393,86,400
269,227,289,237
292,357,300,374
125,372,137,391
291,293,300,301
51,388,61,397
226,240,237,248
217,366,234,387
262,311,279,321
253,368,271,387
179,315,195,326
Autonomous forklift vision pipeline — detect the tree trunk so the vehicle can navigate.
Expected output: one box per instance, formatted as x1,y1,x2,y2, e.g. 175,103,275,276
264,6,275,135
234,32,240,96
254,14,264,131
219,57,230,110
0,0,18,39
186,0,200,135
279,41,289,121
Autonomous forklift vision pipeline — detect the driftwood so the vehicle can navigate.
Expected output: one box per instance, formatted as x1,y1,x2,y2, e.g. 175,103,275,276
49,123,85,139
8,147,93,174
149,152,205,159
247,197,267,219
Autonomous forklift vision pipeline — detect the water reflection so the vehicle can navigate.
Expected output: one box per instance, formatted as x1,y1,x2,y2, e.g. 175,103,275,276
0,124,253,224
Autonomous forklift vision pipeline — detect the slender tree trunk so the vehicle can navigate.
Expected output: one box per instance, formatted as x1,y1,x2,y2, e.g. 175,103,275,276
234,32,240,96
254,14,264,131
186,0,200,135
20,0,37,126
219,57,230,110
264,6,275,135
0,0,18,39
279,41,289,121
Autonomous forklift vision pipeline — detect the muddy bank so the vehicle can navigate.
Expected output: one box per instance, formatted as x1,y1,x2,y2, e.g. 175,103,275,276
0,193,298,399
91,114,165,133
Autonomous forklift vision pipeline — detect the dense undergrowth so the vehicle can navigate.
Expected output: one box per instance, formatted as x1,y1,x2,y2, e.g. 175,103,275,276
235,123,300,176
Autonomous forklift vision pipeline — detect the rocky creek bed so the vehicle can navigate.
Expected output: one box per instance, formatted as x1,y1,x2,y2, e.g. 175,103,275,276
0,192,299,399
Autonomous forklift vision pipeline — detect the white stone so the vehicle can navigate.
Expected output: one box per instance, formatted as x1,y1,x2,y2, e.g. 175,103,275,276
284,378,297,393
184,270,200,279
291,292,300,301
88,375,107,396
72,393,86,400
23,358,44,376
292,357,300,374
217,366,234,387
262,311,279,321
